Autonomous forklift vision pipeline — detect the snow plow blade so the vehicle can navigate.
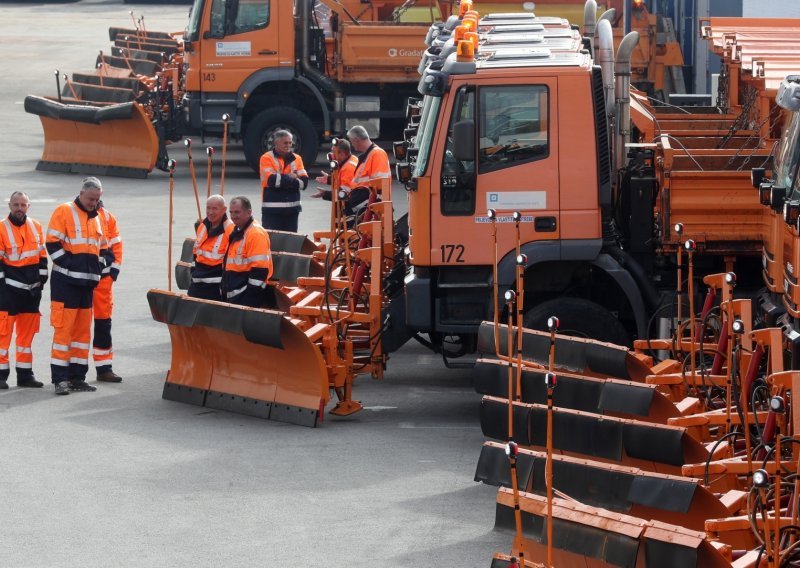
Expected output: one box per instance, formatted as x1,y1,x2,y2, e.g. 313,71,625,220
24,95,158,178
494,489,732,567
476,442,740,534
147,290,329,427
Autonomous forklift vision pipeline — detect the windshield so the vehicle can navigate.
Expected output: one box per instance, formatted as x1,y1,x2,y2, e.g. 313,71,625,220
776,111,800,200
412,96,442,178
186,0,205,41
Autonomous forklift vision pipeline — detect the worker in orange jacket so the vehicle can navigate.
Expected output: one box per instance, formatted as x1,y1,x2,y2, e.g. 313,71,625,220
260,130,309,233
188,194,234,302
222,196,273,308
311,138,360,216
346,125,392,215
93,200,122,382
0,191,47,389
46,177,105,395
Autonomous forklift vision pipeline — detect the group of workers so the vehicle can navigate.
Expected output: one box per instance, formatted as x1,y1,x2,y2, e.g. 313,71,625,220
0,125,389,395
0,177,122,395
190,124,390,305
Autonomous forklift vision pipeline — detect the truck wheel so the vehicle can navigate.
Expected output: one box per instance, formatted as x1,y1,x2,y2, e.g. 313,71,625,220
523,298,630,346
243,107,319,174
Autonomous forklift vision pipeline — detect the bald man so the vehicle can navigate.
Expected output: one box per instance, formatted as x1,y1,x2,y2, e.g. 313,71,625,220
188,194,234,302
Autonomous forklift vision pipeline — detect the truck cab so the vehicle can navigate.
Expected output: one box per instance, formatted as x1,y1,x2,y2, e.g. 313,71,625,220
401,37,638,350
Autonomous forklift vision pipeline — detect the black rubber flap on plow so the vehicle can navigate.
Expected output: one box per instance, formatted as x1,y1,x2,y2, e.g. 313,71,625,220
111,45,164,64
644,538,698,568
72,72,142,91
271,252,324,285
622,423,686,467
628,475,697,514
490,558,516,568
113,38,180,56
109,26,174,41
95,54,158,76
495,502,640,568
474,443,535,489
477,322,633,379
480,398,533,446
598,381,656,417
146,291,285,349
24,96,137,124
532,458,633,512
267,230,318,254
475,360,603,413
62,83,136,104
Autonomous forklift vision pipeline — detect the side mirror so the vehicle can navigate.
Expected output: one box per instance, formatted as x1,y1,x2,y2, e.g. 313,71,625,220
452,119,475,161
396,162,412,184
751,167,766,189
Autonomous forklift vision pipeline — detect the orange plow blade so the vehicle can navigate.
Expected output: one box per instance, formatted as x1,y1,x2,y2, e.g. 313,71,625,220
147,290,330,427
24,95,159,178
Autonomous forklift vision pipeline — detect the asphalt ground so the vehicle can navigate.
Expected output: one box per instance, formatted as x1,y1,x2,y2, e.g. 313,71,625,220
0,2,506,566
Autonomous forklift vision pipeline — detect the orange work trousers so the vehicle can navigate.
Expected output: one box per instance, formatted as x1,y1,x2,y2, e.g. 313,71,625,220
0,311,40,375
92,276,114,369
50,302,92,383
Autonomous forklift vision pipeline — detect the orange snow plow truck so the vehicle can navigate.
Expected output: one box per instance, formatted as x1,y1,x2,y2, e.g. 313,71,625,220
23,0,681,177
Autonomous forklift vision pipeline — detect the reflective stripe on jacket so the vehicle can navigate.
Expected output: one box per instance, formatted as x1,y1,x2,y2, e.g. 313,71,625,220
0,216,47,291
192,216,234,284
46,199,103,287
97,206,122,280
222,219,273,301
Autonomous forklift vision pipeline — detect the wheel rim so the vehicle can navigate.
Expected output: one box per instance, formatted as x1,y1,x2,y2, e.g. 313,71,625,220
260,124,303,157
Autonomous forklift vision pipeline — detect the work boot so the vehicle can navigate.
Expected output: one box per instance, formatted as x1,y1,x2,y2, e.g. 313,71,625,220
0,379,7,390
54,381,71,395
69,379,97,392
97,370,122,383
17,373,43,388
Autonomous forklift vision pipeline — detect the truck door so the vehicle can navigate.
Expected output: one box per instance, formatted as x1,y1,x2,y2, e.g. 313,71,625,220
199,0,287,94
430,78,559,266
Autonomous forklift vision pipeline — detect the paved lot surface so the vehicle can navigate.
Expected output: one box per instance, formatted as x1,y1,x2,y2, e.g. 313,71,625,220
0,2,506,566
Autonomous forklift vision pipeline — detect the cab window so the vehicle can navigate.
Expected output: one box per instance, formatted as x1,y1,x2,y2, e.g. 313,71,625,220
209,0,269,37
478,85,549,173
441,87,477,216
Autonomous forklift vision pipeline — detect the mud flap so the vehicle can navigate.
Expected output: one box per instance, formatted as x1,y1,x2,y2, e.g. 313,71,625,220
24,96,158,178
147,290,329,427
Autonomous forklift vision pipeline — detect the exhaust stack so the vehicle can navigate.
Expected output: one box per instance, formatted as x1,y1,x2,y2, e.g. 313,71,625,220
614,31,640,172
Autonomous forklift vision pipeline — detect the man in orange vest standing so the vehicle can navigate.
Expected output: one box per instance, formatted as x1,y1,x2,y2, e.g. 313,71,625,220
93,199,123,382
46,177,105,395
188,194,234,302
260,130,309,233
0,192,48,389
346,125,392,214
222,196,273,308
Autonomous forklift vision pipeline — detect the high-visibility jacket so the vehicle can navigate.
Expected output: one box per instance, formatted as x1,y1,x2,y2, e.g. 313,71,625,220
322,155,359,201
0,215,47,293
192,215,234,285
222,218,273,304
260,150,309,214
97,206,122,281
352,144,391,192
46,199,103,287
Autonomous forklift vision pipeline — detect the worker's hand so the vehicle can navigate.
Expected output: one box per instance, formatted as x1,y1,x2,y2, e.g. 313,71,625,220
310,188,326,199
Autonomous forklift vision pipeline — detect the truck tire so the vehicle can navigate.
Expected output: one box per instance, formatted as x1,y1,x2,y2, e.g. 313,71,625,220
243,107,318,174
523,297,630,346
